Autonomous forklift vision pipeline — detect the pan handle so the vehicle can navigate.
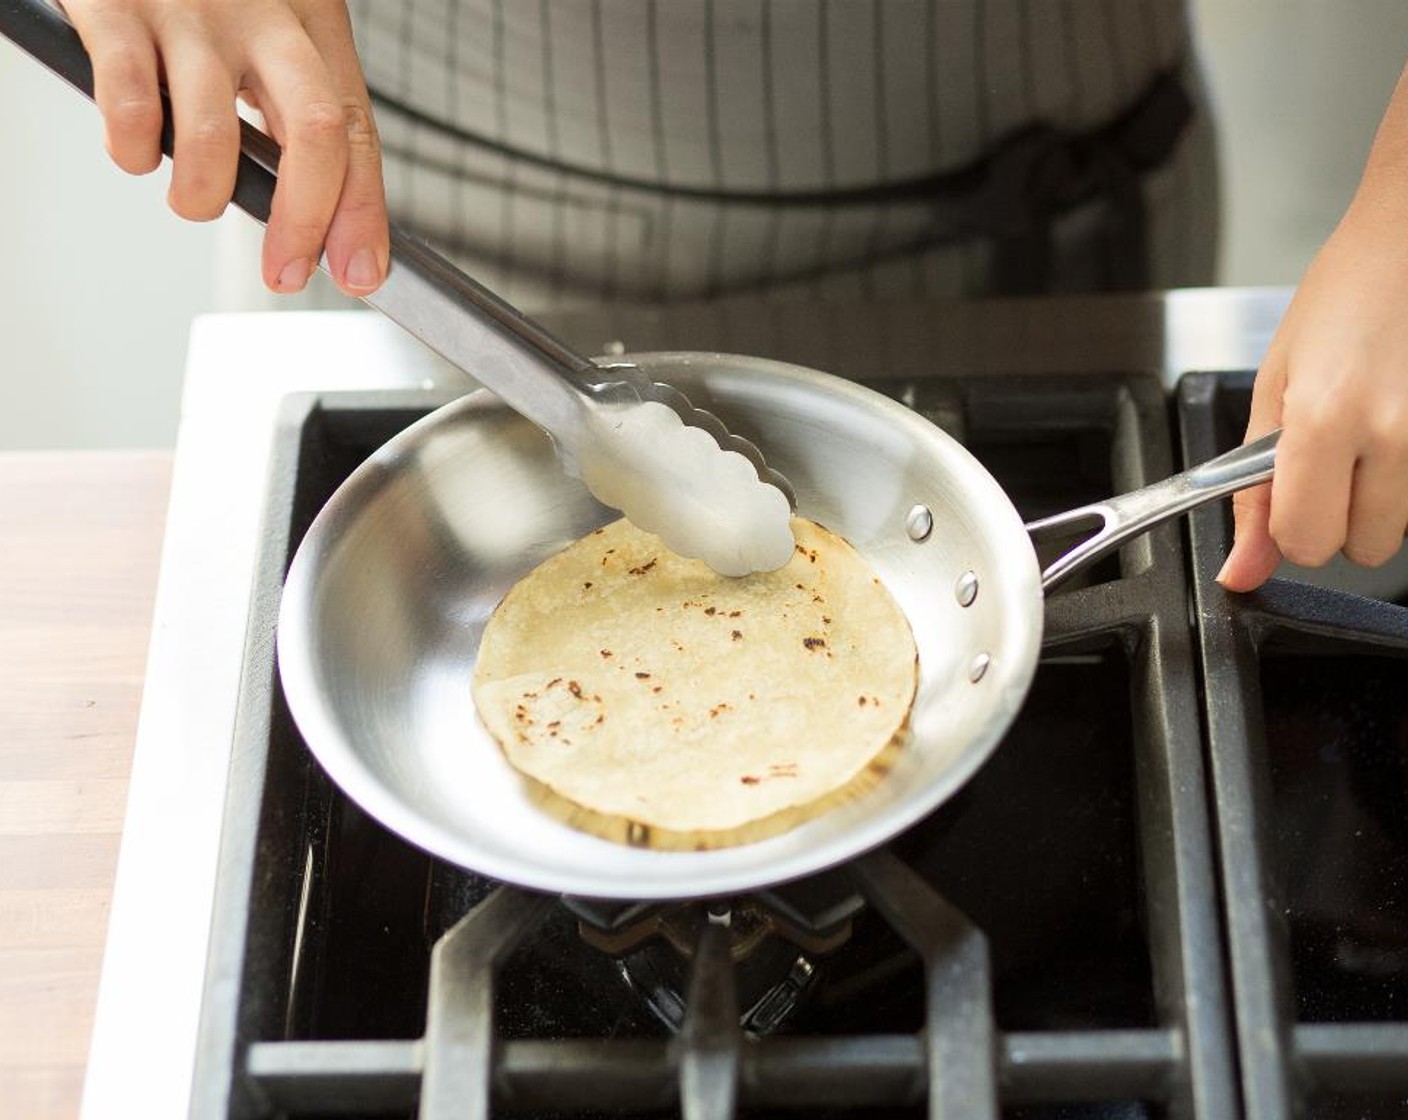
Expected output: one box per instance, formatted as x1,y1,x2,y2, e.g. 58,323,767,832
1024,429,1280,592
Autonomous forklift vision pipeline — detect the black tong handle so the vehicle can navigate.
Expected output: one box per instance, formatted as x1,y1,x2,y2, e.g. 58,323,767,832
0,0,598,380
0,0,276,221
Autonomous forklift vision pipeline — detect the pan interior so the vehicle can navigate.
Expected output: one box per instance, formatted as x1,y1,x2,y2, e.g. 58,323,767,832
277,353,1044,898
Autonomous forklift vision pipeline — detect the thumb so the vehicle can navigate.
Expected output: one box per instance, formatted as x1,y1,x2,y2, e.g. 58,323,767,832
1217,482,1282,590
1217,354,1286,592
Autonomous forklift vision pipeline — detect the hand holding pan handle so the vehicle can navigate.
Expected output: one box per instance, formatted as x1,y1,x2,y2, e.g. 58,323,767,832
1026,429,1280,592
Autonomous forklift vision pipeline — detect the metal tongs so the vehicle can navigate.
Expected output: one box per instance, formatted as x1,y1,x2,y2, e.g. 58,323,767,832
0,0,797,577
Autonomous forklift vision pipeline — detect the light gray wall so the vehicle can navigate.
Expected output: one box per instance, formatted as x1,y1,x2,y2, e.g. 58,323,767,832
2,1,1407,448
1197,0,1408,284
0,39,221,449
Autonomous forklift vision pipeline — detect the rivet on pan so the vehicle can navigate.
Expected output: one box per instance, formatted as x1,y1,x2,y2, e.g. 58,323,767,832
603,339,627,356
905,504,933,542
969,653,991,683
955,571,979,607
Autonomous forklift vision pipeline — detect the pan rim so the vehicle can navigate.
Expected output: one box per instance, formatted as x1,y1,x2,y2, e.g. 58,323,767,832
277,352,1044,898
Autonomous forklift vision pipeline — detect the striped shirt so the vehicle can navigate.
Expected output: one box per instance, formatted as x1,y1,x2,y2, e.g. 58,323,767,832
349,0,1214,306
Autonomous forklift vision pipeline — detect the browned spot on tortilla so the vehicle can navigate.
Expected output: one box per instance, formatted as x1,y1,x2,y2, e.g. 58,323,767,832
803,636,827,651
731,630,743,641
635,671,651,679
704,606,717,616
567,680,584,698
740,775,761,785
627,558,657,576
599,649,612,659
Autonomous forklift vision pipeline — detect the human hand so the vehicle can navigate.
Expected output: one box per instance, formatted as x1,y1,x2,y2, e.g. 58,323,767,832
1218,207,1408,591
62,0,387,296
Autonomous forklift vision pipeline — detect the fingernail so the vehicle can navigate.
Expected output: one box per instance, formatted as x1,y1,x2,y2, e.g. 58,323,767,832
1215,556,1233,586
277,257,312,292
345,248,381,292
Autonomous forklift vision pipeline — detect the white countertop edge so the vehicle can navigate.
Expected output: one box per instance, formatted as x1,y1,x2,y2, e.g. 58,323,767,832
81,312,469,1120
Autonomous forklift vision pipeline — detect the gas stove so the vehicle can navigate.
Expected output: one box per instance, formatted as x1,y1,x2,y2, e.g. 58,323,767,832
81,294,1408,1119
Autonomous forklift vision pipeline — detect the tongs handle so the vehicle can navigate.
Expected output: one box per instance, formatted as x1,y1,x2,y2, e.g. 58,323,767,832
0,0,275,220
0,0,604,437
1026,429,1280,592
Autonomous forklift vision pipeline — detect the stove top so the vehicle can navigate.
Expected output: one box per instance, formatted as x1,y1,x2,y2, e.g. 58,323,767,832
189,369,1228,1119
80,294,1408,1119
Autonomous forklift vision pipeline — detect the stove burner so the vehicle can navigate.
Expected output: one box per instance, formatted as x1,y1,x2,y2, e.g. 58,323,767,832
614,927,821,1036
572,897,855,961
566,870,864,959
564,872,865,1034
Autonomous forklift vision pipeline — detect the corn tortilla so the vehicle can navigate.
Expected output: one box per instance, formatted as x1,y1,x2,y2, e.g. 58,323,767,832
471,517,918,849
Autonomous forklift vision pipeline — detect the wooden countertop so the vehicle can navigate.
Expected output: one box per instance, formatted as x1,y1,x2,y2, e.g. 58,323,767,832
0,451,172,1120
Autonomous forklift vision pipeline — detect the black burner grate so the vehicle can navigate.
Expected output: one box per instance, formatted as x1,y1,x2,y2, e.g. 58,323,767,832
1180,373,1408,1120
191,365,1240,1119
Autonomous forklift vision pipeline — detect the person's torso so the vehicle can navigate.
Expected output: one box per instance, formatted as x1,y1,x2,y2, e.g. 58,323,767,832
349,1,1194,302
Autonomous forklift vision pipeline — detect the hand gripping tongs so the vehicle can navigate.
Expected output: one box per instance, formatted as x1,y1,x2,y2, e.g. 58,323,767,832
0,0,797,577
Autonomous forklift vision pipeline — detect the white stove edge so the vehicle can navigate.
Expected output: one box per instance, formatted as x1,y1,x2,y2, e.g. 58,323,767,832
80,291,1292,1118
80,311,472,1120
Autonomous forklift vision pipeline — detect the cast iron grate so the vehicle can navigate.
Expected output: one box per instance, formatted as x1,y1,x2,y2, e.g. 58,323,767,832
190,366,1233,1118
1180,372,1408,1120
